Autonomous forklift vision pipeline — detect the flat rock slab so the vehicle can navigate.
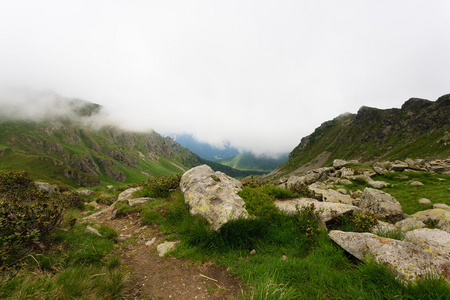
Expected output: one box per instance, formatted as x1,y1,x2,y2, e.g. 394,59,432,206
395,218,426,232
180,165,249,230
405,228,450,260
157,241,179,257
328,230,450,283
308,186,353,205
412,209,450,233
274,198,360,223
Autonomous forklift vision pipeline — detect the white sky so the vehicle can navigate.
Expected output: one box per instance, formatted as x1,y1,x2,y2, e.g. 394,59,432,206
0,1,449,155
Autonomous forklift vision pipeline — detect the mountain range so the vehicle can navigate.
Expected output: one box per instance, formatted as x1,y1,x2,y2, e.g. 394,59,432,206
269,94,450,179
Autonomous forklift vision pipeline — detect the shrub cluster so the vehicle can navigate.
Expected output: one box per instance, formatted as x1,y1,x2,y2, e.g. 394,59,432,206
0,171,63,269
140,173,182,198
333,212,378,232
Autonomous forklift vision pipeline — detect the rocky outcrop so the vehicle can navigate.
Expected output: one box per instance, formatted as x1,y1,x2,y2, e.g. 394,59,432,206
180,165,249,230
404,228,450,260
274,198,360,224
412,209,450,233
328,230,450,283
359,188,404,220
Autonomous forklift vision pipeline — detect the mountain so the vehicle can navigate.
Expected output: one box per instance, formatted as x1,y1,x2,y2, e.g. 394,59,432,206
216,152,288,172
270,94,450,179
169,133,239,161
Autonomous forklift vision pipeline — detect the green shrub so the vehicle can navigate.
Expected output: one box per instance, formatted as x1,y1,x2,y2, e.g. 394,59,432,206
333,213,378,232
58,191,84,210
289,182,318,199
139,173,182,198
238,186,280,219
0,171,63,269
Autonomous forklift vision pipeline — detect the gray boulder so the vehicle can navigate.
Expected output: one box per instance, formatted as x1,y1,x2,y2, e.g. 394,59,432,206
157,241,179,257
35,182,57,194
405,228,450,260
395,218,426,232
308,186,353,205
434,203,450,211
412,209,450,233
274,198,360,224
390,161,409,172
333,159,348,169
180,165,248,230
328,230,450,283
373,162,389,175
359,188,403,219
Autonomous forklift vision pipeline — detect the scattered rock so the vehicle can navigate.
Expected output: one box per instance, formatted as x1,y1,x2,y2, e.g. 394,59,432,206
410,181,424,186
371,220,397,234
333,159,348,169
367,180,390,188
339,167,355,178
250,249,256,255
35,182,57,194
390,161,409,172
128,197,152,206
274,198,360,224
87,200,101,209
404,228,450,260
433,203,450,211
328,230,450,283
395,218,426,232
359,188,404,220
157,241,179,257
418,198,431,204
309,185,353,205
394,175,409,179
180,165,249,230
281,255,287,261
412,209,450,233
337,188,348,195
85,225,102,237
338,179,352,185
118,234,131,241
145,237,157,246
77,189,94,196
373,162,389,175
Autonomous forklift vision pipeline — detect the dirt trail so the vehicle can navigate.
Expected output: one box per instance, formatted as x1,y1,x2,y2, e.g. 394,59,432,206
99,213,243,300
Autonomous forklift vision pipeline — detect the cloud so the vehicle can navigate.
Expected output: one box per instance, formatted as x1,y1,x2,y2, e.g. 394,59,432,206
0,1,449,155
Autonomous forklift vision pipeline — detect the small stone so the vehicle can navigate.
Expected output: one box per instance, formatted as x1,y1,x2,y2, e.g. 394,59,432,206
250,249,256,255
418,198,432,204
281,255,287,261
145,237,156,246
157,241,179,257
337,188,348,195
411,181,424,186
433,203,450,211
85,226,102,237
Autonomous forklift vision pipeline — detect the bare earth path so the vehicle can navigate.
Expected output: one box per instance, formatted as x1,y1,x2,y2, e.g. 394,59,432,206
98,213,243,300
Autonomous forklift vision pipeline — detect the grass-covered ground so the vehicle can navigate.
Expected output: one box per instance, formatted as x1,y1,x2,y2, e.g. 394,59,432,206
2,171,449,299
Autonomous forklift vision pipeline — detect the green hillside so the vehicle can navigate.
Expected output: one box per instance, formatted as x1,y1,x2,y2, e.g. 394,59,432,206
217,152,288,172
272,95,450,178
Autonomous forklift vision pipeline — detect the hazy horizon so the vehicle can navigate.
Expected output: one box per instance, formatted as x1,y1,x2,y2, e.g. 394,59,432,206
1,1,449,155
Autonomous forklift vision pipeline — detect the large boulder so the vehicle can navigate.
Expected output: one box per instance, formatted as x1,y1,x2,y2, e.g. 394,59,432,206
308,186,353,205
405,228,450,260
395,217,426,232
412,209,450,233
274,198,360,224
359,188,403,220
328,230,450,283
180,165,248,230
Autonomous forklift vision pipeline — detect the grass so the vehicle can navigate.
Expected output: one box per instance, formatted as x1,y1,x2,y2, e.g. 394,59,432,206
128,189,449,299
340,171,450,215
0,219,127,299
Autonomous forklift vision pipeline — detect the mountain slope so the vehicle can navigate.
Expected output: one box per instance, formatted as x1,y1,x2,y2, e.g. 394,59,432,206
271,94,450,179
170,133,239,160
217,152,288,172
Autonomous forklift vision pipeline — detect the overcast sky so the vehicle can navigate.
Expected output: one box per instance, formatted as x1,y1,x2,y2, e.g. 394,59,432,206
0,1,449,155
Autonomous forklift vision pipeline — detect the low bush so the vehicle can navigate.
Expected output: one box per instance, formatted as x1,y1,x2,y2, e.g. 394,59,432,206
139,173,182,198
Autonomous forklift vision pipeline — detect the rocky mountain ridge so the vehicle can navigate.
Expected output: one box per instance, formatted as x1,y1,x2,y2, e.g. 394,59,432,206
271,94,450,180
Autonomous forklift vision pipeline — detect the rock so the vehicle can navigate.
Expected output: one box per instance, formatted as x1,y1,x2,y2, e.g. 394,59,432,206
337,188,348,195
308,185,353,205
418,198,431,204
35,182,57,194
285,176,306,188
411,181,424,186
351,190,363,198
118,234,131,241
395,218,426,232
412,209,450,233
367,180,390,188
85,226,102,237
128,197,152,206
77,189,94,196
145,237,156,246
180,165,248,230
433,203,450,211
338,179,352,185
405,228,450,260
333,159,348,169
250,249,256,255
281,255,287,261
328,230,450,283
373,162,389,175
359,188,403,220
394,175,409,179
87,200,101,209
390,161,409,172
339,167,355,178
118,187,142,201
371,220,397,234
274,198,360,224
157,241,179,257
106,185,114,189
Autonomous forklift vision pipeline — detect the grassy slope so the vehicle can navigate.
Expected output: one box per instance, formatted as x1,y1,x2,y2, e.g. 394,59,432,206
217,152,288,172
